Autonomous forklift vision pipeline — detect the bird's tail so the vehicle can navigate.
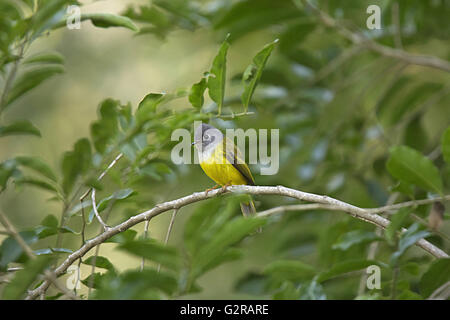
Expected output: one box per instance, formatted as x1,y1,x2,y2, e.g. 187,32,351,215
240,197,261,233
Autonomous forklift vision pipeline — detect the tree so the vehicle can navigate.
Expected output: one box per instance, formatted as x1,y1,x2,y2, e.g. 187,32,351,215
0,0,449,300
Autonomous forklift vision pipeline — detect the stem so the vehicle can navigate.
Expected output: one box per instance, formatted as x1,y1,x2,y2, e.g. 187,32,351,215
26,185,448,299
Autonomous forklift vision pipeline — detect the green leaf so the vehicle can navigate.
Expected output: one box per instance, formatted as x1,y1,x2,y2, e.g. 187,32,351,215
119,269,177,296
241,39,278,112
31,0,71,33
135,93,164,125
81,272,104,289
201,248,243,275
278,22,315,54
332,230,381,251
92,269,177,299
118,239,181,271
385,208,411,245
15,177,58,193
90,99,120,154
390,223,430,265
317,259,382,283
0,120,41,137
24,51,64,65
61,138,92,195
441,126,450,164
0,231,38,270
273,281,300,300
208,36,229,115
83,256,115,272
404,115,427,151
70,13,138,32
0,160,20,191
34,247,73,255
234,272,268,296
188,77,207,109
386,82,443,126
34,214,76,239
6,65,64,106
2,256,53,299
390,181,415,198
387,145,443,194
263,260,316,281
41,214,58,228
213,0,299,42
192,216,266,278
420,258,450,298
14,156,57,181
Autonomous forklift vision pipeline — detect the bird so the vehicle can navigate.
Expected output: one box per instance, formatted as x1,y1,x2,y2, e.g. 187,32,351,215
192,123,259,228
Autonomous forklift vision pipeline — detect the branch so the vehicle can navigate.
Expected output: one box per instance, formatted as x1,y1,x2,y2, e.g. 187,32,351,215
25,185,448,299
91,188,110,231
298,0,450,73
0,211,79,300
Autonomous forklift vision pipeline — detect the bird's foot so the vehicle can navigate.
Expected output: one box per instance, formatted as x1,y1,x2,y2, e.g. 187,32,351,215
221,182,232,193
205,184,220,195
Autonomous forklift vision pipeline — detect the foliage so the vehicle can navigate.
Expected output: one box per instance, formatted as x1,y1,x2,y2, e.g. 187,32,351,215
0,0,449,300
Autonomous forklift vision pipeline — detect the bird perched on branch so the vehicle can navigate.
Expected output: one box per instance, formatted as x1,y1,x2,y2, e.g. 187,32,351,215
193,123,259,231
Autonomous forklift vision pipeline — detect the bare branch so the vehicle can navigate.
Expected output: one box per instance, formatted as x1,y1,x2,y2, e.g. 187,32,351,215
25,185,448,299
157,209,179,273
91,188,110,232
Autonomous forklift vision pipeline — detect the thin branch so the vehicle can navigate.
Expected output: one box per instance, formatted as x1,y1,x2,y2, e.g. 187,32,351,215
157,209,179,273
298,0,450,73
358,192,399,296
98,153,123,181
216,111,255,119
428,281,450,300
257,203,336,217
140,219,150,272
25,185,448,299
87,201,114,298
366,195,450,214
91,188,110,232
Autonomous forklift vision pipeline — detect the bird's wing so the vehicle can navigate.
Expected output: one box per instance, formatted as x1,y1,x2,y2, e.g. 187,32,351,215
223,137,255,185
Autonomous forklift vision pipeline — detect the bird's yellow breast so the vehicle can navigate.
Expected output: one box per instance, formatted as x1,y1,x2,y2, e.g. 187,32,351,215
199,144,248,186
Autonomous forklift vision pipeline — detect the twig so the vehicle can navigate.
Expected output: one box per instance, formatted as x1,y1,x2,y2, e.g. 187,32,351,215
73,198,88,295
216,112,255,119
0,38,27,116
91,188,110,231
257,203,336,217
25,185,448,299
87,201,114,298
140,219,150,272
366,195,450,214
358,193,399,296
428,281,450,300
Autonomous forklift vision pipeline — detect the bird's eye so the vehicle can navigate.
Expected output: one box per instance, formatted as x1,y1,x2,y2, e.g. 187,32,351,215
204,134,210,141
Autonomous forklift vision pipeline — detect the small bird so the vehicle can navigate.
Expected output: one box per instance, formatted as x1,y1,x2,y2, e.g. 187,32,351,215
193,123,258,223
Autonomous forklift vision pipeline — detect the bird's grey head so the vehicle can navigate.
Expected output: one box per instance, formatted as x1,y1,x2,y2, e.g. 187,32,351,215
193,123,223,153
